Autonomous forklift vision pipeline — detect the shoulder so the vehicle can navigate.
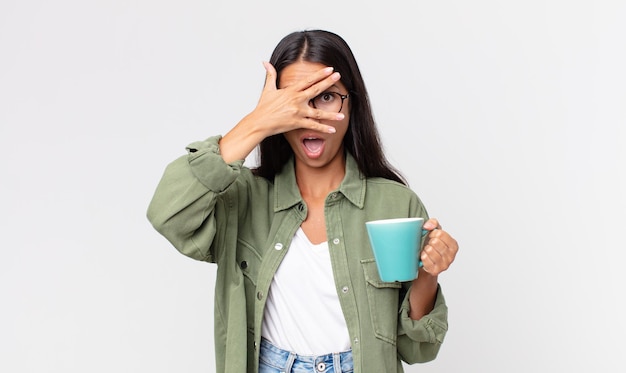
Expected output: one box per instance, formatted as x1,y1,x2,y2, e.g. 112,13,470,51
364,177,427,216
366,177,415,195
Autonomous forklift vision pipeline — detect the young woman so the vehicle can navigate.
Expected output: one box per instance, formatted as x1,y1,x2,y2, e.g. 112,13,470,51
147,29,458,373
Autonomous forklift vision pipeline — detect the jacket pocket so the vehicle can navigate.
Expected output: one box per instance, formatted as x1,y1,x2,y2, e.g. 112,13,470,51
361,259,402,345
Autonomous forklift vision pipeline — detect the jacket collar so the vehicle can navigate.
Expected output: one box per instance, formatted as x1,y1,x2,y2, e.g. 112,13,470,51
273,152,366,212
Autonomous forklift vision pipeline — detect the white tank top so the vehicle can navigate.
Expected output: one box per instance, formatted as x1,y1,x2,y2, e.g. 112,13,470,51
261,228,351,355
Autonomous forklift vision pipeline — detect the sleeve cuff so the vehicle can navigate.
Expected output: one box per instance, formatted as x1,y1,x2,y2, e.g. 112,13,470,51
398,284,448,344
185,135,244,192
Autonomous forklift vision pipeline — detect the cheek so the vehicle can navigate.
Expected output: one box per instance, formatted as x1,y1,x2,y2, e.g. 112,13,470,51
335,117,350,137
283,132,299,149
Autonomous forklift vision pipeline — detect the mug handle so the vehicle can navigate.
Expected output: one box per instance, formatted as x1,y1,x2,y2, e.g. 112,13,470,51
418,229,430,268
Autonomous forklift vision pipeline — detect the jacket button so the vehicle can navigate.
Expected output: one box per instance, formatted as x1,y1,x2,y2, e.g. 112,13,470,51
274,243,283,250
240,261,248,269
332,238,340,245
257,291,263,300
342,286,349,293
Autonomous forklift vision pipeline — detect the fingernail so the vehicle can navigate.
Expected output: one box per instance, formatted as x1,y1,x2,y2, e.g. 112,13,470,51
336,113,345,120
327,126,336,134
331,72,341,81
324,67,334,73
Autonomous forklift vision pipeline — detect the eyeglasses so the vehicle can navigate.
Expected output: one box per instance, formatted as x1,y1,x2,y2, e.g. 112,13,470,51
310,91,349,113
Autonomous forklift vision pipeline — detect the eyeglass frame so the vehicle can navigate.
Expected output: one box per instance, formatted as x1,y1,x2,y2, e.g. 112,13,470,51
309,91,350,113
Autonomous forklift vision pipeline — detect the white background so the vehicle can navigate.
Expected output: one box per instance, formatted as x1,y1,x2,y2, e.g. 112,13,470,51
1,0,625,372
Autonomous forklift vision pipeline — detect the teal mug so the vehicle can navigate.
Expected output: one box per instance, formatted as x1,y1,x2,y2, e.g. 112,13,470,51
365,217,427,282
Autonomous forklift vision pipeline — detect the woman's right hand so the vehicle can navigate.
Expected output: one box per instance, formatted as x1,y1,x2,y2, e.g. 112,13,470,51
219,62,345,163
253,61,344,136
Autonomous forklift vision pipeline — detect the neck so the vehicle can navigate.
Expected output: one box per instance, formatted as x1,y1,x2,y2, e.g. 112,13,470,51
295,155,346,200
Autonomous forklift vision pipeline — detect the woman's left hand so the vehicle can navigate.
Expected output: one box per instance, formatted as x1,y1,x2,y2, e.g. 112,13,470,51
420,218,459,276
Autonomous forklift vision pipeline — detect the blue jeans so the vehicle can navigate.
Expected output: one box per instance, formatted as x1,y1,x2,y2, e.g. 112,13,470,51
259,338,354,373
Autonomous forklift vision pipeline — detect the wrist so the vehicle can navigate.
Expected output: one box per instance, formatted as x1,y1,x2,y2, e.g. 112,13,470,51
414,267,438,284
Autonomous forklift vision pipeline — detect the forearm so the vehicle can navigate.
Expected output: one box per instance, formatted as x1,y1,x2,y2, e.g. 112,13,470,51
408,269,439,320
219,113,268,163
397,283,448,364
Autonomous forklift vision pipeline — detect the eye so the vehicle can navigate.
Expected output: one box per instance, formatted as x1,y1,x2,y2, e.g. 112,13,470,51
314,92,336,107
319,92,335,103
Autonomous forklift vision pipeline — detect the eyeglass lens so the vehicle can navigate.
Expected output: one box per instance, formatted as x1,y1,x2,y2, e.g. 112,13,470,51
311,92,348,113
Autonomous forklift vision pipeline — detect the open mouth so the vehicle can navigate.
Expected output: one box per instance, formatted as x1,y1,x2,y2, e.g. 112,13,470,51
302,137,325,158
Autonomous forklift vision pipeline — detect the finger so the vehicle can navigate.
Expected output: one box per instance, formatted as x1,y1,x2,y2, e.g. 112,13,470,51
262,61,278,91
420,251,438,274
423,236,457,272
424,229,445,247
296,66,336,91
423,218,441,231
428,230,458,258
302,71,342,99
301,108,344,134
304,107,346,122
421,243,443,265
423,233,450,259
441,235,459,264
301,117,338,134
280,66,336,93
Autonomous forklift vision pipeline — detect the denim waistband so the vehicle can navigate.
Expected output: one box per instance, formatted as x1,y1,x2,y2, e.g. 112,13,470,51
259,338,353,373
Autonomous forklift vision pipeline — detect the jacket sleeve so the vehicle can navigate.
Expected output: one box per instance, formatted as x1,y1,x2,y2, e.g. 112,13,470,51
146,135,244,262
395,190,449,363
396,284,448,363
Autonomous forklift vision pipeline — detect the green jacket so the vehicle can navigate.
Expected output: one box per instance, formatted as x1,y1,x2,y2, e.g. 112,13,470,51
147,136,448,373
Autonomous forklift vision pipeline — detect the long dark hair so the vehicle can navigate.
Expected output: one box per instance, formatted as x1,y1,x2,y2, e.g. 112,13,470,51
253,29,407,186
